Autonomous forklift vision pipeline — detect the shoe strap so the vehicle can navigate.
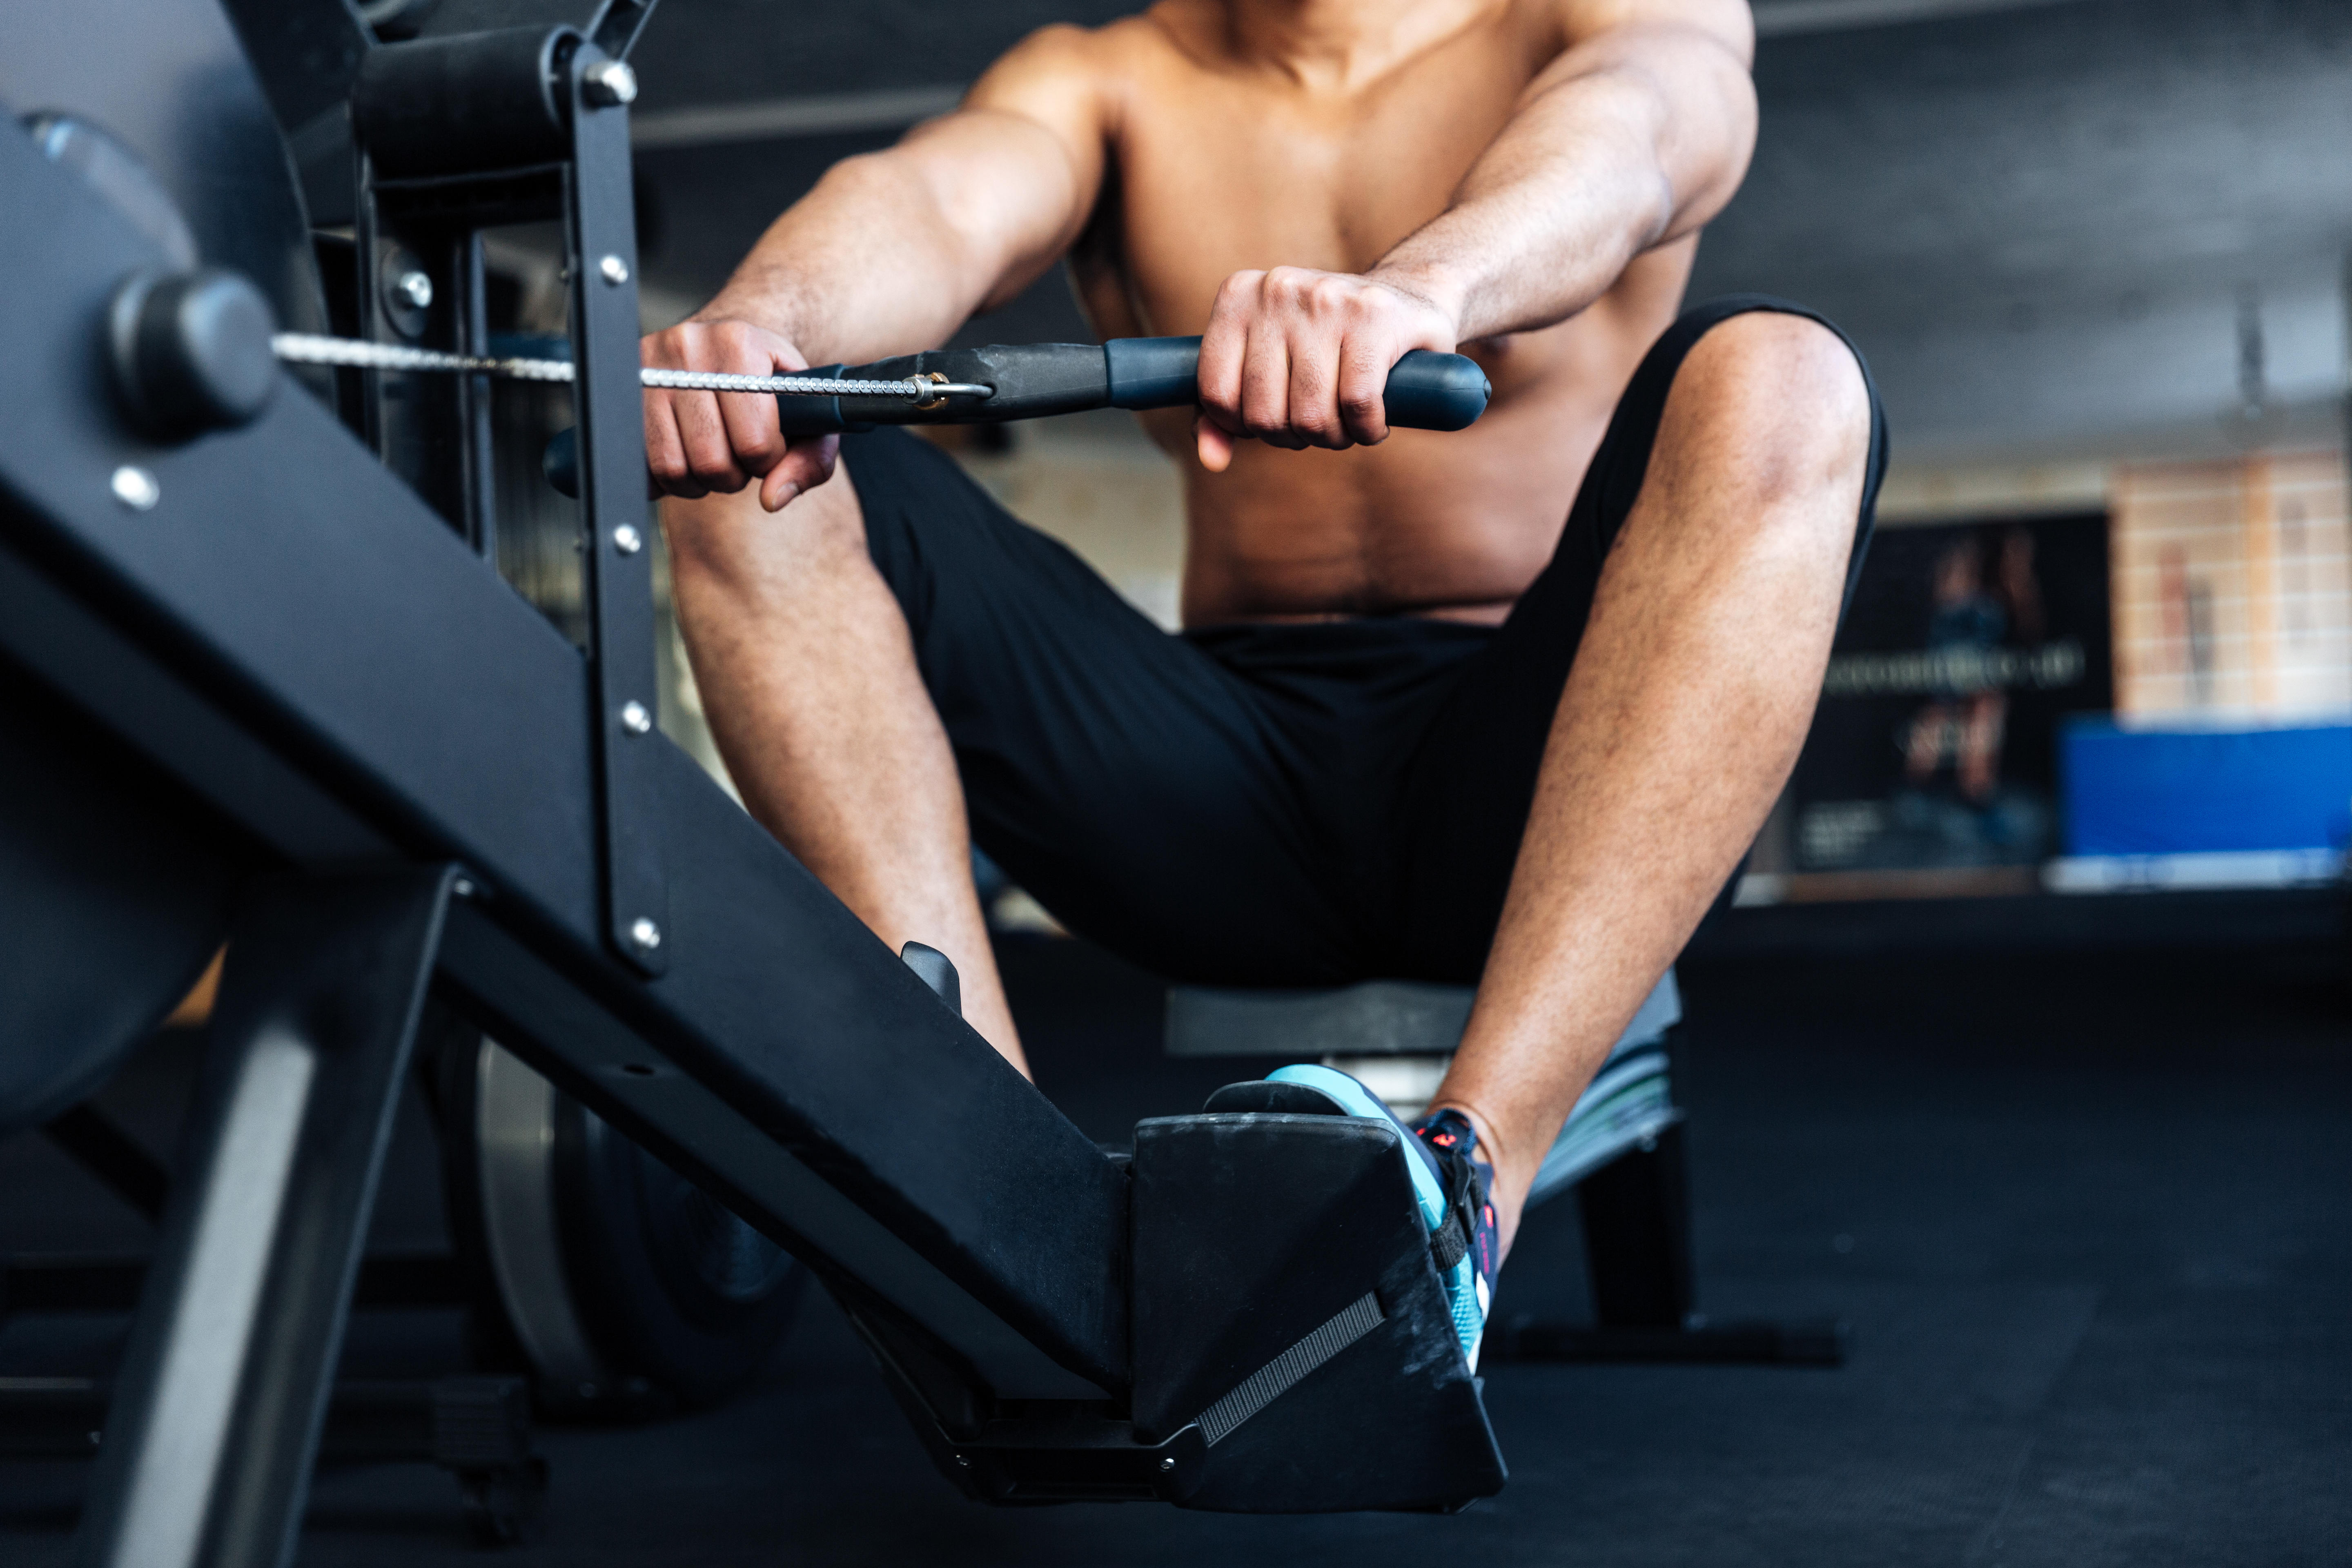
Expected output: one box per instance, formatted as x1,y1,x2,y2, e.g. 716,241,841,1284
1415,1115,1486,1277
1429,1207,1472,1272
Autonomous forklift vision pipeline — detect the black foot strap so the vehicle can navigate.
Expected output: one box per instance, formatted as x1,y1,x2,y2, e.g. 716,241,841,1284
1198,1292,1385,1446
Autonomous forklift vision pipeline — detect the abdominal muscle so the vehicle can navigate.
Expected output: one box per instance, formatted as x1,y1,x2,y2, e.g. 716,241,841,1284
1114,244,1697,629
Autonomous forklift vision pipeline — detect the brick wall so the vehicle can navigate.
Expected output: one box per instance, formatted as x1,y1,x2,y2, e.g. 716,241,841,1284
2110,449,2352,719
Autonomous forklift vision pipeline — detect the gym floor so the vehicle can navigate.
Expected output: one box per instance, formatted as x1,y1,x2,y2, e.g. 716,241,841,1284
4,907,2348,1566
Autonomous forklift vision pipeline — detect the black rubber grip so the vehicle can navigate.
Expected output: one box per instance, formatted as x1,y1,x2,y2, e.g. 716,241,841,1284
546,338,1490,496
1105,336,1490,432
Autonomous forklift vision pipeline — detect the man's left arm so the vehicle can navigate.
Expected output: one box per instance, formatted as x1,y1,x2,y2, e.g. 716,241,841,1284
1194,0,1757,470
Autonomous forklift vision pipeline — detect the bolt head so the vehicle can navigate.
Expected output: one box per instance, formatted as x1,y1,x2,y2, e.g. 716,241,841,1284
1159,1456,1176,1472
584,60,639,107
612,523,643,555
453,877,477,899
395,270,433,310
953,1454,970,1468
599,254,630,286
621,699,653,734
111,465,160,511
630,917,662,951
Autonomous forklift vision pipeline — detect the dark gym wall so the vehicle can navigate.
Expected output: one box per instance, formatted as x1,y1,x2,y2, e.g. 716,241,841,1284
1694,0,2352,466
621,0,2352,463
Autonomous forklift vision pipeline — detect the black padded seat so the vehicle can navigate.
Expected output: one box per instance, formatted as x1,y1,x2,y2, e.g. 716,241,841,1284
1164,971,1685,1206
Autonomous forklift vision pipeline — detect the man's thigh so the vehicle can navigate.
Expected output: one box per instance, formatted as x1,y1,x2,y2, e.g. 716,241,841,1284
1389,298,1888,980
843,428,1357,982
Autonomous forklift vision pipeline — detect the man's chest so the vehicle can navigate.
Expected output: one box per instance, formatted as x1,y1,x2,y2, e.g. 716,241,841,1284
1102,39,1538,321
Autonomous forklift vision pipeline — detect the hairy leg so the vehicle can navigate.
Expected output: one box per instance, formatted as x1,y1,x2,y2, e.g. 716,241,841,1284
1427,312,1871,1255
661,468,1029,1074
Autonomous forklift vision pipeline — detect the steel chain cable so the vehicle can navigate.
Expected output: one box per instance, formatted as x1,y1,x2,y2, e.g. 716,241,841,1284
270,332,992,402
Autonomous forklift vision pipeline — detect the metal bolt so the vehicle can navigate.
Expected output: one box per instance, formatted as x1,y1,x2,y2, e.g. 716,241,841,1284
453,877,477,899
612,523,643,555
1159,1456,1176,1472
630,917,662,951
111,465,160,511
394,270,433,310
953,1454,970,1468
599,254,629,285
583,60,639,107
620,699,652,734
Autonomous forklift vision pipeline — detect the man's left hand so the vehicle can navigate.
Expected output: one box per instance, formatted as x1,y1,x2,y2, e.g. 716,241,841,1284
1193,267,1459,473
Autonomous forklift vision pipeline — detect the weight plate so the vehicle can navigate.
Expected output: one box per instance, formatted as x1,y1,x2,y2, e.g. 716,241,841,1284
445,1038,803,1417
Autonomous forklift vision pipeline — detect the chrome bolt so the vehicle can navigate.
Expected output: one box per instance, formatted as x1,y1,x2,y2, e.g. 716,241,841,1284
1159,1456,1176,1473
394,270,434,310
629,917,662,951
620,699,653,734
599,254,630,285
612,523,643,555
583,60,639,107
111,466,160,511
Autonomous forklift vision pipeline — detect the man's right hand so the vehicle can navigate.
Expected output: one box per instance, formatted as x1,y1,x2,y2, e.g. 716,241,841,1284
642,318,840,513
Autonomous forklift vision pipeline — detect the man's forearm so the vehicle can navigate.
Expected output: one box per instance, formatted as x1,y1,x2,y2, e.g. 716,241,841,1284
1371,25,1756,343
697,151,995,366
696,108,1090,365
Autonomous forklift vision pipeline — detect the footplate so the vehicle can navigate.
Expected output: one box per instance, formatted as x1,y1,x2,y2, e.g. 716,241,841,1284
846,1110,1507,1513
1127,1112,1506,1513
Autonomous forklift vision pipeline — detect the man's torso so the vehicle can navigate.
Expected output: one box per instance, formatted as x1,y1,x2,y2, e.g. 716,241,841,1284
1051,0,1696,625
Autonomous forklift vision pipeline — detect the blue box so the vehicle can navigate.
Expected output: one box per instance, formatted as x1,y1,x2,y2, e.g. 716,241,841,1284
2060,720,2352,855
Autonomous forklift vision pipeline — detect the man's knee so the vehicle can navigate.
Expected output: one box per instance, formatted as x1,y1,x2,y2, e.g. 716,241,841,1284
1667,311,1873,506
662,464,873,600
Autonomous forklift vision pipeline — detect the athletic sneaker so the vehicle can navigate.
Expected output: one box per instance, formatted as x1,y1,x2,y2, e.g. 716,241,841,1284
1257,1064,1499,1372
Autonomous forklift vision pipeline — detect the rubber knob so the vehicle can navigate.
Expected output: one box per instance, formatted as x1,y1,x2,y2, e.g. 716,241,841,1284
544,425,580,498
107,268,278,440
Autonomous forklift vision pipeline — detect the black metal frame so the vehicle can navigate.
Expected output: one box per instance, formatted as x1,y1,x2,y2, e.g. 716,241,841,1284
348,24,667,973
74,869,454,1568
3,1375,544,1547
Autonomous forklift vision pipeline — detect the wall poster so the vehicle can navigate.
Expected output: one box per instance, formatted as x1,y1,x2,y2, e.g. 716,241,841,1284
1789,512,2114,876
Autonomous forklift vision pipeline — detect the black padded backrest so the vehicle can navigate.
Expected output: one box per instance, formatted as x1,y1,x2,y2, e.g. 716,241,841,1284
0,659,249,1132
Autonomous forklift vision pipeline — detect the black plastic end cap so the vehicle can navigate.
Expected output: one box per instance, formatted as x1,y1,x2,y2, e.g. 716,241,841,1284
543,426,580,497
107,268,278,440
1383,350,1490,432
899,941,962,1018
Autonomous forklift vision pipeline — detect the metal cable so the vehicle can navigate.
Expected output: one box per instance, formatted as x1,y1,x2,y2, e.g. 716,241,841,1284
270,333,992,401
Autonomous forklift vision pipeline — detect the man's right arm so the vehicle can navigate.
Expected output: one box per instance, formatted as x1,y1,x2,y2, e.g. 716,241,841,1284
644,26,1112,510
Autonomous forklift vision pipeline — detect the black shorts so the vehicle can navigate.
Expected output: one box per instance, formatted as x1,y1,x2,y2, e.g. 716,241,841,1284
845,296,1886,987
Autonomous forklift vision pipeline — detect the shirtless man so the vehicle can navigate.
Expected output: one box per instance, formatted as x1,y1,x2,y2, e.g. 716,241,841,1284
643,0,1883,1362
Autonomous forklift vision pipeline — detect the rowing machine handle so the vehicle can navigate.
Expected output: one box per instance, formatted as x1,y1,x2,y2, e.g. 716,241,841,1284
544,337,1489,496
1099,336,1491,430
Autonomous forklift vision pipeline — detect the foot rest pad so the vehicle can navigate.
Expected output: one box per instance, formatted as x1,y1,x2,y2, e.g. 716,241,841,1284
1129,1112,1506,1512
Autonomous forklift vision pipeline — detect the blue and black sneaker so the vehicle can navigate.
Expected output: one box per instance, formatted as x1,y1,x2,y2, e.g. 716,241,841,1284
1252,1065,1499,1372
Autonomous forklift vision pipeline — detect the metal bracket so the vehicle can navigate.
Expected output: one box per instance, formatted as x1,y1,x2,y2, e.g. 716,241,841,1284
562,39,669,976
346,27,668,974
